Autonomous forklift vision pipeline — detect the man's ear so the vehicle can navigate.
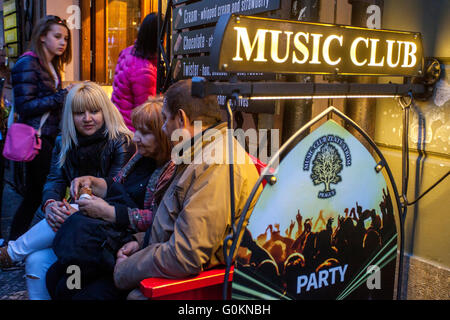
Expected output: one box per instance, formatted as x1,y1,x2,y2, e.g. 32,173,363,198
178,109,189,128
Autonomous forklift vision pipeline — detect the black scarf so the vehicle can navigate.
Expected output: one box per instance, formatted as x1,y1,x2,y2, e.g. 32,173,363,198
67,124,108,177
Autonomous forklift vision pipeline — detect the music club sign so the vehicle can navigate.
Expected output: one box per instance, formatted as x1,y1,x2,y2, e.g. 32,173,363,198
211,14,424,76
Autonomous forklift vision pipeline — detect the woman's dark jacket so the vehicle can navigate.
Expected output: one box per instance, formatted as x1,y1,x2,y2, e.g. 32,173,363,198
11,52,67,138
41,132,136,206
103,153,157,230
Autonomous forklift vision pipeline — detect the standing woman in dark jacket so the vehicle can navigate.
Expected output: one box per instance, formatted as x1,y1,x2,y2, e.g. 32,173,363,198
0,81,135,299
9,16,73,240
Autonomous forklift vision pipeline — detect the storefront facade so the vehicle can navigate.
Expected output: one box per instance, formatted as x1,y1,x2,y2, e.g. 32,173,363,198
0,0,448,299
44,0,161,84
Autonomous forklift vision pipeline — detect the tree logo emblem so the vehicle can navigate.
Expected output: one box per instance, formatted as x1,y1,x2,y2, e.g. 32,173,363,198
303,135,351,199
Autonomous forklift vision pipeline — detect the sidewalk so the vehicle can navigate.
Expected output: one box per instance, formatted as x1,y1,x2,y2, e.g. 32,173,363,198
0,268,27,300
0,159,28,300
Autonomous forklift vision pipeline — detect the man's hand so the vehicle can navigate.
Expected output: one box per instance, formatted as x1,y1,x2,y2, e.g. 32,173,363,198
76,195,116,223
116,241,140,266
114,241,140,290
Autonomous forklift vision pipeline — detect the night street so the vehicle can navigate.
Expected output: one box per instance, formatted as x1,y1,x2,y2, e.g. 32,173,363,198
0,160,28,300
0,0,448,302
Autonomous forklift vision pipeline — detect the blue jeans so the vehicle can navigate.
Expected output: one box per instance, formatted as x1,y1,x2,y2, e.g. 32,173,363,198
25,248,57,300
7,219,57,300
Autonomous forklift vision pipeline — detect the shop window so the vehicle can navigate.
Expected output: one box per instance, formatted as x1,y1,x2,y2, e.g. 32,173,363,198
106,0,140,84
81,0,155,84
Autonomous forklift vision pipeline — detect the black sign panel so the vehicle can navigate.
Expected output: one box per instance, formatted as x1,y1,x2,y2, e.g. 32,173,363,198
173,0,193,4
217,94,276,114
172,56,275,81
170,1,280,113
173,27,215,55
173,0,281,30
211,14,424,76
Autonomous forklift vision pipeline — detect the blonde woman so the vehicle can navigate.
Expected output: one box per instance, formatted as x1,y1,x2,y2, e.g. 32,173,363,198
46,99,175,300
0,81,135,299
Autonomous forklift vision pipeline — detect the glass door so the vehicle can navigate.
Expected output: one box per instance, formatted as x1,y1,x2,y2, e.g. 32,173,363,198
81,0,156,84
106,0,141,84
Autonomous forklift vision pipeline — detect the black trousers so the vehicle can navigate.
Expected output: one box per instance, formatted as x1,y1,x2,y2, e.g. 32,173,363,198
46,260,129,300
8,136,55,240
0,142,5,239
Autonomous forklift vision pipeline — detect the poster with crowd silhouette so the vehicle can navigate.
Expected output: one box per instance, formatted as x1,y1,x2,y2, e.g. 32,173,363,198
233,120,398,300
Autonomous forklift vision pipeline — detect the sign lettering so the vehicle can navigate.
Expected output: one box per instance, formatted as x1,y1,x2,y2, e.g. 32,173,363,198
172,56,275,81
212,15,423,76
217,94,276,114
174,0,281,30
173,27,215,55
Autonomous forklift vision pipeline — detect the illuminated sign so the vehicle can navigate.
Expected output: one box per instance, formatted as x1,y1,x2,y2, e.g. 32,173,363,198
233,120,398,300
211,14,424,76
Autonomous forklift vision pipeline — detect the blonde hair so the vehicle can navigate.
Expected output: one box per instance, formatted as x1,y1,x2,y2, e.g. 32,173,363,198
58,81,132,167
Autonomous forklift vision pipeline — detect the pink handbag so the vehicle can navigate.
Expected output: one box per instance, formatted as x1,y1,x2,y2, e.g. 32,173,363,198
2,112,49,162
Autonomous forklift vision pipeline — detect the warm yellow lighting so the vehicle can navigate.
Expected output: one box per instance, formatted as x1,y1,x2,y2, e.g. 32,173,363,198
401,41,417,68
270,30,293,63
368,38,385,66
309,33,323,64
223,17,422,76
323,35,343,65
249,95,399,100
292,32,309,64
386,40,401,67
232,27,268,62
350,37,369,66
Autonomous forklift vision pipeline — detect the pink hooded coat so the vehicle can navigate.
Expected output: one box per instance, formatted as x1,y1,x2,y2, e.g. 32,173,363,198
111,45,157,132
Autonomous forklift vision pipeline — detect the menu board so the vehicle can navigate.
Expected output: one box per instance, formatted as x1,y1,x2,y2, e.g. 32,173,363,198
171,0,282,113
173,0,281,30
172,56,272,80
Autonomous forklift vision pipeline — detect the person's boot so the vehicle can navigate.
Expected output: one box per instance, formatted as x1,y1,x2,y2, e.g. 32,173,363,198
0,246,14,270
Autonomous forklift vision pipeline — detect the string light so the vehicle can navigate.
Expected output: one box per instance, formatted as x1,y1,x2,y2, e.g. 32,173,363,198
249,95,399,100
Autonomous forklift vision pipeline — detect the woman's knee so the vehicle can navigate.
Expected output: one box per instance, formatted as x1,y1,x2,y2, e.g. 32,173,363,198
25,249,57,280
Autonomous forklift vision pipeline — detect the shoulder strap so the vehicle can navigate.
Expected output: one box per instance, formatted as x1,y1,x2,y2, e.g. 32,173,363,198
7,100,15,129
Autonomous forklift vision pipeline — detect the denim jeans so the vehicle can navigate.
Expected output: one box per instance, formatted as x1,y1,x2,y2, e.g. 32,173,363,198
25,248,57,300
7,219,57,300
7,218,55,261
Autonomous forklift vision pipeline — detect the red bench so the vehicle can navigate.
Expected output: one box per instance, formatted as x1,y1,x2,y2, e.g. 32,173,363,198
139,266,234,300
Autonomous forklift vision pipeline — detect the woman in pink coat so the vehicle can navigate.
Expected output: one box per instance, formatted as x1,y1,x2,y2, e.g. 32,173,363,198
111,13,159,132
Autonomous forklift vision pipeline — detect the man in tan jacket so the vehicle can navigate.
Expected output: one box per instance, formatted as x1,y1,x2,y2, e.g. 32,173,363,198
113,79,262,299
